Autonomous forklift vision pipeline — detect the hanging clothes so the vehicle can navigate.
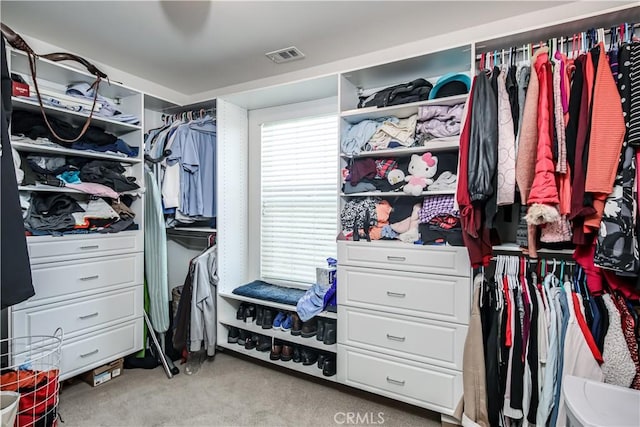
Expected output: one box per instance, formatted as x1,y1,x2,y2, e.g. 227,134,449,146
496,64,516,206
595,42,639,273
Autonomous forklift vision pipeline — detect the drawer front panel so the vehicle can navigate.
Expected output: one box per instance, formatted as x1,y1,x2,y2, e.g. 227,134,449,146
12,286,143,339
338,241,469,276
339,346,462,414
339,307,466,369
60,319,143,380
27,232,142,264
338,266,470,324
17,253,142,308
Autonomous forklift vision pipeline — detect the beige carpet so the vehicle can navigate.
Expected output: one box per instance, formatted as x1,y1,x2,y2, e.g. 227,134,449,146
58,351,442,427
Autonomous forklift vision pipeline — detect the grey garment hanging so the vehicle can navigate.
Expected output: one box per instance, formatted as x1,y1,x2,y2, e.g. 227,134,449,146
1,36,35,309
144,165,169,332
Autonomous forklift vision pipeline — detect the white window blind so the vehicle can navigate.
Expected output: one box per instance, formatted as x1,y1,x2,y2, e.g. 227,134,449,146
260,115,338,285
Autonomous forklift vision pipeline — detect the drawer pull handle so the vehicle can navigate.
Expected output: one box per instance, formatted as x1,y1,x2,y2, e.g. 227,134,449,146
79,275,99,281
79,312,99,320
386,376,405,386
79,245,99,250
80,349,99,358
386,334,406,342
387,256,406,262
386,291,406,298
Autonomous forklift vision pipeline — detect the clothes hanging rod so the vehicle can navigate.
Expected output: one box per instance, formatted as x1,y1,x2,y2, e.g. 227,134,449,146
474,22,639,60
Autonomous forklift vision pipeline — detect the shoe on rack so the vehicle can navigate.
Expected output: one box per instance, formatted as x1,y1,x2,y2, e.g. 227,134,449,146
292,345,302,363
270,340,283,361
245,334,259,350
262,309,274,329
281,344,294,362
280,313,293,332
290,313,302,336
301,319,317,338
323,320,337,345
256,335,272,352
244,304,256,323
323,356,336,376
236,303,246,321
273,311,286,330
301,348,319,366
316,318,326,342
317,353,327,369
237,329,249,346
256,306,265,327
227,326,240,344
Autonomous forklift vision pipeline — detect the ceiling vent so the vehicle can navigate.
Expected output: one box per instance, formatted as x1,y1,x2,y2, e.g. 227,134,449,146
265,46,305,64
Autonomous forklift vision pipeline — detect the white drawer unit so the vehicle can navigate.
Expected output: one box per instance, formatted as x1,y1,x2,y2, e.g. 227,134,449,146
15,253,143,308
338,241,470,276
338,265,470,324
339,345,463,415
338,307,466,370
12,286,143,340
27,232,143,265
59,319,143,380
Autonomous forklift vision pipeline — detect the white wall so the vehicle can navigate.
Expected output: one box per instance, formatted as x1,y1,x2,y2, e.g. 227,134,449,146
191,1,637,104
246,96,338,282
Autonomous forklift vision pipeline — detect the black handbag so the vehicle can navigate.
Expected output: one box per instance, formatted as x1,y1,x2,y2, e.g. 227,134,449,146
357,78,433,109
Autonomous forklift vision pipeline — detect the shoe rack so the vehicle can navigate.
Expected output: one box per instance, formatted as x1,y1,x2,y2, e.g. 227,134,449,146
217,300,338,380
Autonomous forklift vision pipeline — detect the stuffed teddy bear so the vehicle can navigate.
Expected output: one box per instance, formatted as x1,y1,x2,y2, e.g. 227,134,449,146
403,152,438,196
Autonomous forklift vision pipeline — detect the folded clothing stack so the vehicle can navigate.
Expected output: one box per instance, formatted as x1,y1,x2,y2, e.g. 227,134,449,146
11,111,138,157
416,103,463,143
417,194,463,246
66,82,140,125
23,193,137,236
19,154,140,198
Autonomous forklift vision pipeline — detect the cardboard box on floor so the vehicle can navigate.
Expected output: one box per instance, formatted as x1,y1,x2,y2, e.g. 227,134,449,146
81,358,124,387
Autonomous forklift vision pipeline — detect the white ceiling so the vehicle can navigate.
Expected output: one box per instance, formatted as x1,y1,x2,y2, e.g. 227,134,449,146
0,1,608,97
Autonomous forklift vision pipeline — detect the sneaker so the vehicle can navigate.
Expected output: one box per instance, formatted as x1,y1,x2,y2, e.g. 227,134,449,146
280,313,293,332
227,326,239,344
273,311,286,330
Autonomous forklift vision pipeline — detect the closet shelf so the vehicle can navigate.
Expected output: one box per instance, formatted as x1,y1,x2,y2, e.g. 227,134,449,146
12,97,142,135
341,189,455,197
10,49,139,100
492,243,575,256
219,291,338,320
341,94,468,123
18,185,144,196
217,341,338,381
11,140,142,164
170,227,217,233
221,319,337,353
341,137,459,158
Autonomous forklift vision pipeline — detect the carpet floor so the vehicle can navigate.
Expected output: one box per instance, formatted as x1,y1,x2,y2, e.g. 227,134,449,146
58,351,442,427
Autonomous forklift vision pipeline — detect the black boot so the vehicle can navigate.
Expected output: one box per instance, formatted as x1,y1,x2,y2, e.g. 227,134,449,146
323,356,336,376
323,320,337,345
316,318,325,342
262,309,274,329
256,335,271,352
256,306,264,326
227,326,239,344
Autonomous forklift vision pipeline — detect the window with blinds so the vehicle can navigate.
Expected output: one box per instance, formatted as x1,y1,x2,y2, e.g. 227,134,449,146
260,115,338,285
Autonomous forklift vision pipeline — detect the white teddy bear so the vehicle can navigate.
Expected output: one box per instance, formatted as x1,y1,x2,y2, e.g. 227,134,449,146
403,152,438,196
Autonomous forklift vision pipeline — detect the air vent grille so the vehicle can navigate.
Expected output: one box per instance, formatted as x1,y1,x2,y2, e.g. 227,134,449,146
265,46,305,64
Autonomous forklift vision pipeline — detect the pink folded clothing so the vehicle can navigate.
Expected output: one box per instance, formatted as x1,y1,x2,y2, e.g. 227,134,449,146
417,104,464,122
66,182,120,199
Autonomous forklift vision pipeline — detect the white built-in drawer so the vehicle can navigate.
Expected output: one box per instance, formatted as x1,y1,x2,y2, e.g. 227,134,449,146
27,231,142,264
338,241,470,276
338,307,466,370
14,253,143,308
338,265,470,324
12,286,143,340
338,345,462,415
60,318,143,380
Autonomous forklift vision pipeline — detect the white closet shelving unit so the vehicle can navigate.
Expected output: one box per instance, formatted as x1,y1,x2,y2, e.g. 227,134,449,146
336,45,473,417
8,49,145,380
